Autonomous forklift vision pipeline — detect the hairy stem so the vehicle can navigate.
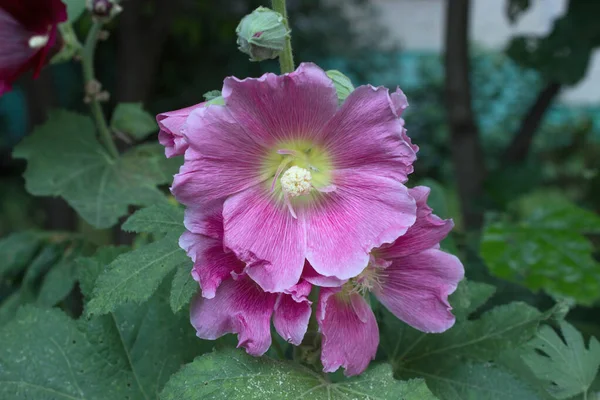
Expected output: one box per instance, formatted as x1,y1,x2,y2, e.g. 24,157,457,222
271,0,295,73
82,22,119,159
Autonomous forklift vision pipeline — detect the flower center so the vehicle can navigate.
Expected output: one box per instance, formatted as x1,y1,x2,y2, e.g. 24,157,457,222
280,166,312,197
28,35,49,49
342,259,388,297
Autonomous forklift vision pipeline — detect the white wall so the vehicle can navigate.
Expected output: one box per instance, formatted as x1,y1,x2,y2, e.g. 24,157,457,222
370,0,599,104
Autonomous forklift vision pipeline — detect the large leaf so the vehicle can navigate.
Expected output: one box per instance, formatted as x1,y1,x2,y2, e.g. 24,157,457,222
161,349,437,400
481,192,600,305
384,302,548,368
36,258,78,307
0,231,42,278
0,290,35,326
0,238,81,324
381,281,554,400
0,287,209,400
122,203,184,235
0,244,58,325
86,232,189,315
111,103,158,140
522,321,600,399
515,192,600,233
121,204,194,313
170,264,196,313
448,280,496,322
422,362,540,400
13,111,176,228
77,246,130,297
0,306,138,400
80,248,210,399
498,349,555,400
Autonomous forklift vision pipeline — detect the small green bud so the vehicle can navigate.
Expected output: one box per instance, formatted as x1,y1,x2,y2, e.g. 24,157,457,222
326,70,354,104
205,96,225,106
236,7,290,62
202,90,224,106
203,90,222,101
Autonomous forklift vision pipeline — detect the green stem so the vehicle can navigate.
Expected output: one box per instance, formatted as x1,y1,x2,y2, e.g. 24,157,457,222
82,22,119,159
271,0,295,73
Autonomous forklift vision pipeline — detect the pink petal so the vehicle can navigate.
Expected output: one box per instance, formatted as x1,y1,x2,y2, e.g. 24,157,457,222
285,279,312,301
321,85,417,183
390,87,409,117
373,249,464,333
183,203,224,240
0,7,37,85
223,184,306,293
317,288,379,376
378,186,454,259
302,262,346,287
401,126,419,155
157,103,202,158
190,276,277,356
180,231,243,299
2,0,66,31
172,106,267,207
222,63,338,145
305,170,416,280
0,0,66,89
273,288,312,345
0,81,10,95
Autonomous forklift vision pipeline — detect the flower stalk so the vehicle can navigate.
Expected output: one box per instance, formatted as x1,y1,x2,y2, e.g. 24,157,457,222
271,0,295,73
82,21,119,159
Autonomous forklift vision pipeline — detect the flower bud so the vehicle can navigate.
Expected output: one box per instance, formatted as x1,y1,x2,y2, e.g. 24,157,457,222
326,70,354,104
203,90,225,106
87,0,122,21
236,7,290,62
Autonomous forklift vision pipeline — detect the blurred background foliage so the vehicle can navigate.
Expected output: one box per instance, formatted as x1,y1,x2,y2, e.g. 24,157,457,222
0,0,599,396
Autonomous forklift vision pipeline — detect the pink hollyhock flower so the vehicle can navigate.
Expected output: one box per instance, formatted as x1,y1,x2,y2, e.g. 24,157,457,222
317,186,464,376
181,203,311,355
0,0,67,95
172,63,418,293
157,103,205,158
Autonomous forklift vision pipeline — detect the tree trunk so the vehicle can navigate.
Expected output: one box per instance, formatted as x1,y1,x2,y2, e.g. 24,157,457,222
444,0,486,232
503,82,561,163
115,0,178,103
113,0,178,244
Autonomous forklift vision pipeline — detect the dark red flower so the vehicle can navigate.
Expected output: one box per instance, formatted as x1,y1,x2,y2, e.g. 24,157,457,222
0,0,67,95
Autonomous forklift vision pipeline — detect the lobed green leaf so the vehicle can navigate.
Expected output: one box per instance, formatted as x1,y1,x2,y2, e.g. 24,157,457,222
381,281,554,400
481,192,600,305
522,321,600,399
122,203,185,235
170,264,197,313
86,233,189,315
111,103,158,140
13,111,177,229
420,362,540,400
161,349,437,400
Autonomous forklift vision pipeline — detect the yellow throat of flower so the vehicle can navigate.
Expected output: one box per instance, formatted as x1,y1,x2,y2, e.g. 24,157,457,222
262,140,333,207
